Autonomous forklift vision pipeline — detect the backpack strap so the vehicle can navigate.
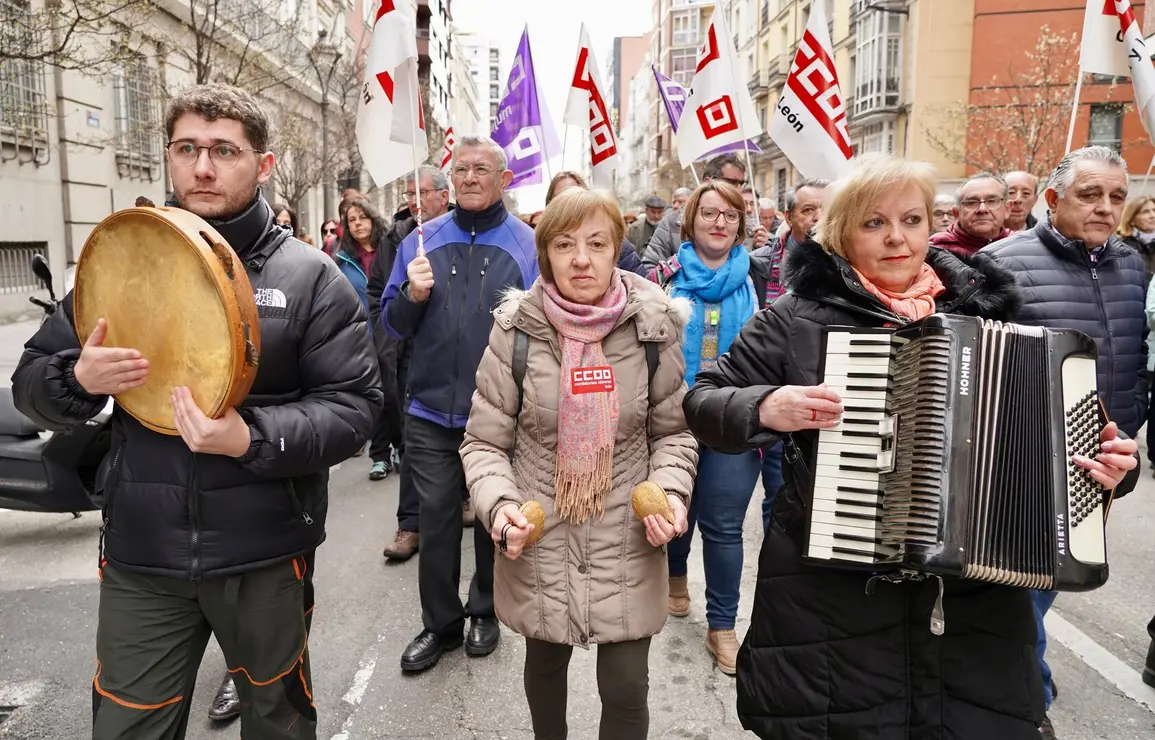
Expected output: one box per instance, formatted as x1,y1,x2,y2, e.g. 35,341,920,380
509,329,530,460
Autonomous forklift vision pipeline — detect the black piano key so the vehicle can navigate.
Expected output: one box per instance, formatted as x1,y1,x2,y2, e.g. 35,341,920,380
836,511,882,523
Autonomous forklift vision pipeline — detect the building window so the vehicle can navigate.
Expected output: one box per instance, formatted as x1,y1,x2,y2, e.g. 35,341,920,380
0,0,50,161
1088,104,1123,151
853,10,902,117
672,10,700,48
775,168,787,211
489,83,499,100
113,57,163,178
489,67,499,81
670,48,697,87
0,242,48,294
859,121,895,154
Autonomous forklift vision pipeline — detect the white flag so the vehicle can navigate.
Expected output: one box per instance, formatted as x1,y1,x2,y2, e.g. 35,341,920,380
770,0,852,181
440,126,456,174
675,5,763,168
356,0,429,187
563,24,621,185
1079,0,1155,139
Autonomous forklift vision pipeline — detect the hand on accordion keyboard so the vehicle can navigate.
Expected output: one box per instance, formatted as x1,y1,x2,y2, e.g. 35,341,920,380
73,318,150,396
170,387,253,458
758,384,844,433
1072,421,1137,489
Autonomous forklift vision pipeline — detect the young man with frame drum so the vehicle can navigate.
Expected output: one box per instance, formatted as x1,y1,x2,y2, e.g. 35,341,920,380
11,83,382,740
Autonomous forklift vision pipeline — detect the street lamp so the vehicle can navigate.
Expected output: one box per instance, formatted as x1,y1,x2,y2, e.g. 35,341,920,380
310,29,342,219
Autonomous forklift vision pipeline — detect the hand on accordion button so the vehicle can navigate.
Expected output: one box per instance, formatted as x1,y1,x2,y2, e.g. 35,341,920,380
1071,421,1137,490
758,384,844,433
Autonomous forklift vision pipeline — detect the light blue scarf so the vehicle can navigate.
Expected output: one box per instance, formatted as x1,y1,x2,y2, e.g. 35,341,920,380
670,242,757,388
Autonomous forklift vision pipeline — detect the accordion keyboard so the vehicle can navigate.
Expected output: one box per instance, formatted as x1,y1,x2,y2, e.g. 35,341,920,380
1062,356,1106,567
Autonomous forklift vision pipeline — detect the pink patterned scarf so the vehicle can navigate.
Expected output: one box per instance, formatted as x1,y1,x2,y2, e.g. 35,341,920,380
853,262,946,321
540,272,629,523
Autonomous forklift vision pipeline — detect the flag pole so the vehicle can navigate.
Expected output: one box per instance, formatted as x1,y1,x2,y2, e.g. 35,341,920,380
1064,68,1085,155
409,66,426,258
1141,153,1155,197
719,0,760,211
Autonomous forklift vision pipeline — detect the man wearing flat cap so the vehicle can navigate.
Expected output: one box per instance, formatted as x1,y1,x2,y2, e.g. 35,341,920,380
629,195,666,251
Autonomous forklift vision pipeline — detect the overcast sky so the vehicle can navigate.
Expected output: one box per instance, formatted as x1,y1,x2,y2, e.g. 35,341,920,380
452,0,653,209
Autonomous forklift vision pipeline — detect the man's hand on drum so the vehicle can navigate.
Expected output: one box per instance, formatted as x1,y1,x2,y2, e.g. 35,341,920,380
405,252,435,304
74,318,150,396
171,387,252,457
1073,421,1137,489
758,384,844,432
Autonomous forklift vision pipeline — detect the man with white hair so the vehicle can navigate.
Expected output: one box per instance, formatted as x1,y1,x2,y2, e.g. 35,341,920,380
932,194,957,234
1004,170,1041,233
985,146,1146,740
671,187,692,210
757,197,781,235
383,134,539,673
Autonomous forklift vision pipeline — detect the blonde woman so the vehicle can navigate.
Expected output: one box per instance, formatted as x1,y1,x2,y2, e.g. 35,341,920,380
460,188,698,739
683,154,1137,739
1117,195,1155,280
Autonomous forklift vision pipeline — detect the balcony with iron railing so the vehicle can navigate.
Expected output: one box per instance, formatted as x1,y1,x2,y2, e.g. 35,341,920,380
767,51,792,86
748,69,768,97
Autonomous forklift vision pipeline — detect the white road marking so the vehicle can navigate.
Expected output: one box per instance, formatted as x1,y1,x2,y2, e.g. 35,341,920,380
329,631,388,740
1046,609,1155,714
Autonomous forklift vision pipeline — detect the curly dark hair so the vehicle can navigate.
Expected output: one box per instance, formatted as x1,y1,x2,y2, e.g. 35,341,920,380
164,83,269,152
338,198,389,262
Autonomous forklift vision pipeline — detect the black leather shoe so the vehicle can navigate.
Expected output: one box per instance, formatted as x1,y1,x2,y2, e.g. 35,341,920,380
465,617,500,657
400,630,463,673
207,673,240,722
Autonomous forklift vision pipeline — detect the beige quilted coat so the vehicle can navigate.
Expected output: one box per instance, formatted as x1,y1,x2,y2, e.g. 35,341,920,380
460,271,698,647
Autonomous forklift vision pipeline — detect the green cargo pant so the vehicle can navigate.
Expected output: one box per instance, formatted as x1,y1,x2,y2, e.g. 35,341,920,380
92,553,316,740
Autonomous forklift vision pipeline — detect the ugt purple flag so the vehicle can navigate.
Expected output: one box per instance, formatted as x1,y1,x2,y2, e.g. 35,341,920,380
652,65,761,159
492,28,560,189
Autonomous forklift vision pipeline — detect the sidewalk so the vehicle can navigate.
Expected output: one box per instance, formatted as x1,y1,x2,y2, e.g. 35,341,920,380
0,318,40,388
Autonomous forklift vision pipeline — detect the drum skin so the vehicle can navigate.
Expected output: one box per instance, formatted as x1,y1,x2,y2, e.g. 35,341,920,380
73,206,261,435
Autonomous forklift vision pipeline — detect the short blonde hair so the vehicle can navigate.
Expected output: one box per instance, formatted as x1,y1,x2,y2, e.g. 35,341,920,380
679,181,747,245
1118,196,1155,237
535,189,624,282
814,154,938,258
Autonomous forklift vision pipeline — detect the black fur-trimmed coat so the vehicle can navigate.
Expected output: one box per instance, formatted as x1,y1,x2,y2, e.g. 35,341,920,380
684,239,1044,739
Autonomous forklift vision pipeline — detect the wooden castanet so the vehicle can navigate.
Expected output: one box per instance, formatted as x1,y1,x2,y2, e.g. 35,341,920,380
520,500,545,546
630,481,674,524
73,206,261,435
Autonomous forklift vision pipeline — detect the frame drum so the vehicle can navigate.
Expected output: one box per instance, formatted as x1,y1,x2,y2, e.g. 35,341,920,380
73,206,261,435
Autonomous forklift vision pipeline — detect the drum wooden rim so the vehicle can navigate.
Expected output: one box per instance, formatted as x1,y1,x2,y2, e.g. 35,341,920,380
73,207,260,435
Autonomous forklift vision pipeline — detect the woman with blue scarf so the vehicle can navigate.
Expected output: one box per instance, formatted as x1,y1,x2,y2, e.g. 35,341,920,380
648,181,772,676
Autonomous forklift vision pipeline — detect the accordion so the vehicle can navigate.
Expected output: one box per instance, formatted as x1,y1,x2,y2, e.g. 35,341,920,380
803,314,1109,595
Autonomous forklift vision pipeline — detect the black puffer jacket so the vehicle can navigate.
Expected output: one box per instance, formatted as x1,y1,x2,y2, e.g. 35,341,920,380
684,240,1044,739
12,195,382,579
983,221,1148,439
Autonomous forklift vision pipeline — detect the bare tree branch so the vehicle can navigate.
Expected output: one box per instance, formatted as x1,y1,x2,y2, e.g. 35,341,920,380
922,27,1135,179
0,0,154,69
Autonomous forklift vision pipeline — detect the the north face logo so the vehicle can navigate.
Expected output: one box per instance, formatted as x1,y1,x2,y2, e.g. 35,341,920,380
254,288,287,308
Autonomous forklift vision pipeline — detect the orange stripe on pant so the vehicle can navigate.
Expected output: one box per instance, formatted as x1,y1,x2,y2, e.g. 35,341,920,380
227,638,308,687
92,660,183,711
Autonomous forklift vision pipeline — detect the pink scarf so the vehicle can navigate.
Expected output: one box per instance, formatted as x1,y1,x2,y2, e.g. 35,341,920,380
540,272,628,523
853,262,946,321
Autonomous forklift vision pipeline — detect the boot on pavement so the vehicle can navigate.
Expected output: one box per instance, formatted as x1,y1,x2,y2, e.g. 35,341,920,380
1038,714,1056,739
383,530,418,561
1144,639,1155,688
207,673,240,721
707,629,740,676
668,575,690,617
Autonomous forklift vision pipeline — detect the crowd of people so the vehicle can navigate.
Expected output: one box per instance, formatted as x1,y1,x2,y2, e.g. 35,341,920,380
11,81,1155,740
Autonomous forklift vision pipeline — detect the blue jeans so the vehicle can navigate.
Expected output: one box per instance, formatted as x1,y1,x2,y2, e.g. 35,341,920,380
667,446,761,630
1032,589,1058,709
760,442,784,533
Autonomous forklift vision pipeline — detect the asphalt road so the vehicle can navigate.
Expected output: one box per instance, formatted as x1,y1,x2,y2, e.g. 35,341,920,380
0,317,1153,739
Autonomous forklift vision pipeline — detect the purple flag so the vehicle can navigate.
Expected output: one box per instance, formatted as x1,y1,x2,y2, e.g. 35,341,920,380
652,65,761,159
491,29,560,189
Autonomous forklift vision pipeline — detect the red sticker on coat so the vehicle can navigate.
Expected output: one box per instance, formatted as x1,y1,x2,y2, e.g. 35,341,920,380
570,366,615,394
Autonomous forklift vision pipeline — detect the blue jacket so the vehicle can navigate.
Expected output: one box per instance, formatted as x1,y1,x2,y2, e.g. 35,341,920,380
383,201,538,428
982,221,1149,438
335,250,370,330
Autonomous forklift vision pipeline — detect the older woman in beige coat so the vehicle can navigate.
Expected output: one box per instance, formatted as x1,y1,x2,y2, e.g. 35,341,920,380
460,188,698,740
